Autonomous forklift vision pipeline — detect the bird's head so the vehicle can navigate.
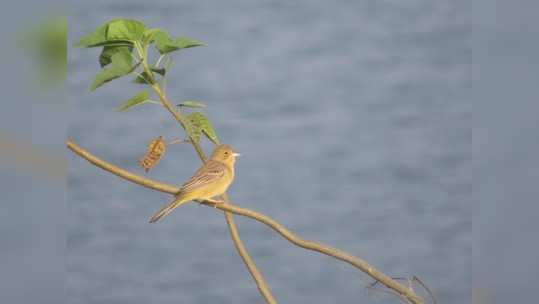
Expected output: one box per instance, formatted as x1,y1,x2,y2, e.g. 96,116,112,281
210,144,240,165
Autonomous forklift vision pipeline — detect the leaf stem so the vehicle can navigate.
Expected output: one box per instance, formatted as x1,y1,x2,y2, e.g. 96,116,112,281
155,54,166,68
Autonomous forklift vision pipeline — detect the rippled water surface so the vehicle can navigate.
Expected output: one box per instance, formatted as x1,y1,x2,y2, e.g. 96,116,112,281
69,1,470,303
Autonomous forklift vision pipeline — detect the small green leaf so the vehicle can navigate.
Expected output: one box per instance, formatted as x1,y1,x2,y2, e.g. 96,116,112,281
202,125,220,145
90,48,134,90
172,36,206,49
106,19,146,41
151,67,166,76
183,116,202,144
152,30,205,54
132,67,164,84
186,112,219,145
117,91,151,112
99,45,133,67
177,101,206,109
133,71,154,84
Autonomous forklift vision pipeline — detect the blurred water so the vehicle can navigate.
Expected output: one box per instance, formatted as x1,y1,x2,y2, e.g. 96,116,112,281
68,1,470,303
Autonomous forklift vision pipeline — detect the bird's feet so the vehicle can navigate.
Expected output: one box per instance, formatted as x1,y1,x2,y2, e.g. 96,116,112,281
205,198,226,208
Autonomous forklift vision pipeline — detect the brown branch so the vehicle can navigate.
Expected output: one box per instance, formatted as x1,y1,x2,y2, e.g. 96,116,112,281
67,139,178,194
67,139,424,304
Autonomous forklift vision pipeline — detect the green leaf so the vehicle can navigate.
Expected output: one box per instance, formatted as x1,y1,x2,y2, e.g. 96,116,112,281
183,116,202,144
106,19,146,41
99,44,132,67
152,30,172,53
75,23,108,47
117,91,151,112
90,48,134,90
75,19,146,47
133,71,154,84
177,101,206,109
186,112,219,145
142,28,162,44
153,30,205,54
151,67,166,76
201,124,220,145
172,36,206,49
132,67,164,84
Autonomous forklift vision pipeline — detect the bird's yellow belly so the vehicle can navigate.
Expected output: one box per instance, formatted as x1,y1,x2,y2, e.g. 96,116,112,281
201,179,230,199
181,172,233,201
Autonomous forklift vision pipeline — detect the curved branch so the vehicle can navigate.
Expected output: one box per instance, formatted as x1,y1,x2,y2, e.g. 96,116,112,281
67,140,178,194
67,139,424,304
221,201,276,302
200,203,424,304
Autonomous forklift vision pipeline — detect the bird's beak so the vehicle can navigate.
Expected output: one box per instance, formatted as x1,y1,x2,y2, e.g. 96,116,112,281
233,152,241,157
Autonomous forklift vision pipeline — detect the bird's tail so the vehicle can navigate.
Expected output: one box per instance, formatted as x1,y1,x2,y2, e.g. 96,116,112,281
149,195,190,223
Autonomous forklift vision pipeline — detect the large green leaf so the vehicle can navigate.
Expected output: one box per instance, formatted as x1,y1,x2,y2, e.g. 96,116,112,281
117,91,151,112
186,112,219,145
106,19,146,41
90,48,134,90
75,19,146,47
153,30,205,54
99,45,133,67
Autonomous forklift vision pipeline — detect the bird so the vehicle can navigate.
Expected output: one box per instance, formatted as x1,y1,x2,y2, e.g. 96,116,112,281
149,144,240,223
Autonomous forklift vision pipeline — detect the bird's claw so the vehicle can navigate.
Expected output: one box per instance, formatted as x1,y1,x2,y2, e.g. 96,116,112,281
205,198,225,207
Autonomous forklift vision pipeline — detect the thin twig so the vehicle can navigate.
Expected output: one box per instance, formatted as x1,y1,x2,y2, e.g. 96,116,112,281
369,278,412,304
67,139,424,304
367,283,411,304
155,54,166,68
370,276,436,304
168,138,189,145
413,276,437,304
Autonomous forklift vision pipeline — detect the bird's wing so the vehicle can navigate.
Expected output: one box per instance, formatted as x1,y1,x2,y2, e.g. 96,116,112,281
179,160,227,193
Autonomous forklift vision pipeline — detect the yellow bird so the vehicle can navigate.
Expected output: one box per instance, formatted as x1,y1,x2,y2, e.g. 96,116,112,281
149,144,240,223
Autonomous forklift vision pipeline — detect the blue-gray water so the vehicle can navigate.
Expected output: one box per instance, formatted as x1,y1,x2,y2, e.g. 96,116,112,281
68,1,470,303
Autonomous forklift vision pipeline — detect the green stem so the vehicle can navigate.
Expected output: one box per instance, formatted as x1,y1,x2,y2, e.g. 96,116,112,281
155,54,166,68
